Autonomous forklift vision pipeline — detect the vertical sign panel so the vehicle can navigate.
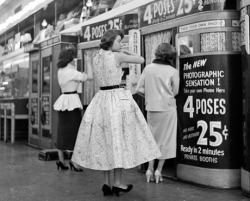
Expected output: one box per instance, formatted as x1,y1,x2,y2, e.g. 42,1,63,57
127,29,141,94
178,55,242,169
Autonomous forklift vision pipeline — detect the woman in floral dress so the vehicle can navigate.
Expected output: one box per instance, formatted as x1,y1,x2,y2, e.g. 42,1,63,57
72,29,161,196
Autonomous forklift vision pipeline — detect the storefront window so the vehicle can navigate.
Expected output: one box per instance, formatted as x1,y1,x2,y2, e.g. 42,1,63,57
201,32,226,52
0,54,29,98
232,32,241,51
42,56,51,93
144,30,172,65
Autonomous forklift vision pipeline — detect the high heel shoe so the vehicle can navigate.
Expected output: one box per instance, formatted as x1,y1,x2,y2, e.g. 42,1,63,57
146,170,155,183
56,161,69,170
102,184,113,196
69,161,83,172
154,170,163,183
112,184,133,197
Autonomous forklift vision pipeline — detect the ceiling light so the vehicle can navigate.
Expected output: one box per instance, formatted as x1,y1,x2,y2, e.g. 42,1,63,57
86,0,92,7
0,0,7,6
42,19,47,27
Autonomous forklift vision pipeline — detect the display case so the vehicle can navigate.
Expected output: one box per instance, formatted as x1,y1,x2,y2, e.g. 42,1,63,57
0,53,29,99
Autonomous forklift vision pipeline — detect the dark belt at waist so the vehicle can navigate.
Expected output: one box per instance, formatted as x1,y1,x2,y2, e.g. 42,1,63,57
100,85,120,90
62,91,77,94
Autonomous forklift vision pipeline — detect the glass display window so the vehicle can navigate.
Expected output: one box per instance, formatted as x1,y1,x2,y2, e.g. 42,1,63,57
32,60,39,93
42,56,51,93
0,54,29,98
201,32,226,52
144,30,172,65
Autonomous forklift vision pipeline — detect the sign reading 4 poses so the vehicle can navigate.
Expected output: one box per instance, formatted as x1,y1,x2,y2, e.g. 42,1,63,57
177,54,242,169
82,14,138,42
139,0,236,28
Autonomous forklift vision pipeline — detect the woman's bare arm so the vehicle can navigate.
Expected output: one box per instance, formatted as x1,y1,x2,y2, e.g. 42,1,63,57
115,50,145,64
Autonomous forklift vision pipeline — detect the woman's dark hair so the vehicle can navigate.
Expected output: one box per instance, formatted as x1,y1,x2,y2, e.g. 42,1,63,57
99,29,124,50
57,48,76,68
154,43,176,66
180,44,191,55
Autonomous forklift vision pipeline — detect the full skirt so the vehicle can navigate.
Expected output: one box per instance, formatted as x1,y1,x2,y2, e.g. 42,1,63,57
72,88,161,170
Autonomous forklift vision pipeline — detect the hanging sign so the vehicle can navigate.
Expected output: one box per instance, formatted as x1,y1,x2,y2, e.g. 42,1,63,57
82,14,138,42
177,54,242,169
139,0,236,28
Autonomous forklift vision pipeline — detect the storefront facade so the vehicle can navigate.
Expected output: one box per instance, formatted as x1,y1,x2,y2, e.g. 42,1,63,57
1,0,249,192
60,0,243,189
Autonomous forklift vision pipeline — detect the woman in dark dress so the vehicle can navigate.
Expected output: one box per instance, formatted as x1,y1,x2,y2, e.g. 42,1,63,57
53,48,93,171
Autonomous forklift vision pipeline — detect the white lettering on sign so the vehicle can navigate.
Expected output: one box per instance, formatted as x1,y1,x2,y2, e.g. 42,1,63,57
183,96,226,118
197,120,228,147
179,20,225,33
83,18,122,42
183,59,207,71
183,71,224,79
196,98,226,115
91,24,107,40
143,0,175,24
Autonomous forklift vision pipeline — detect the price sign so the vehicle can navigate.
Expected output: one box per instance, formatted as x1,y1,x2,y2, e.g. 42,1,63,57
82,14,138,42
139,0,236,28
178,55,242,169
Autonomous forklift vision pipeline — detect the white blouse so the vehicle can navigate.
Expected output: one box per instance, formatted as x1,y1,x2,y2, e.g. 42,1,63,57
53,63,87,111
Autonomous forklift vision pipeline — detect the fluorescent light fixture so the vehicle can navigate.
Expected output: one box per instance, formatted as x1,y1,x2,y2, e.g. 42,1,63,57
86,0,92,7
2,81,8,85
0,0,7,6
42,19,47,27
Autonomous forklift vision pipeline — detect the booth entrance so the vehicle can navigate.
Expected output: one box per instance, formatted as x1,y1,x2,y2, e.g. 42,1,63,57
28,35,78,149
138,0,241,187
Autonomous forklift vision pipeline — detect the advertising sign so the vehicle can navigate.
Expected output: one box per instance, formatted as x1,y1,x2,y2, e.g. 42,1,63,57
41,96,50,126
127,29,141,94
139,0,237,28
30,98,38,126
82,14,138,42
178,54,242,169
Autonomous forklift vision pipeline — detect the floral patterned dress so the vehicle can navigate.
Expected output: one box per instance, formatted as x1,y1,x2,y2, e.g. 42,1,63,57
72,49,161,170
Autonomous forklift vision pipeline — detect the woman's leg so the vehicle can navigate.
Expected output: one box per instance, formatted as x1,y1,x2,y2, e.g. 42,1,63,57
146,160,155,182
58,149,65,164
113,168,122,187
156,159,165,172
104,170,111,186
155,159,165,183
112,168,133,196
147,160,155,171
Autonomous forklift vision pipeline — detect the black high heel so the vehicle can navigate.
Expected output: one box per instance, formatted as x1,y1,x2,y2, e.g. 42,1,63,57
56,161,69,170
102,184,113,196
112,184,133,197
69,161,83,172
